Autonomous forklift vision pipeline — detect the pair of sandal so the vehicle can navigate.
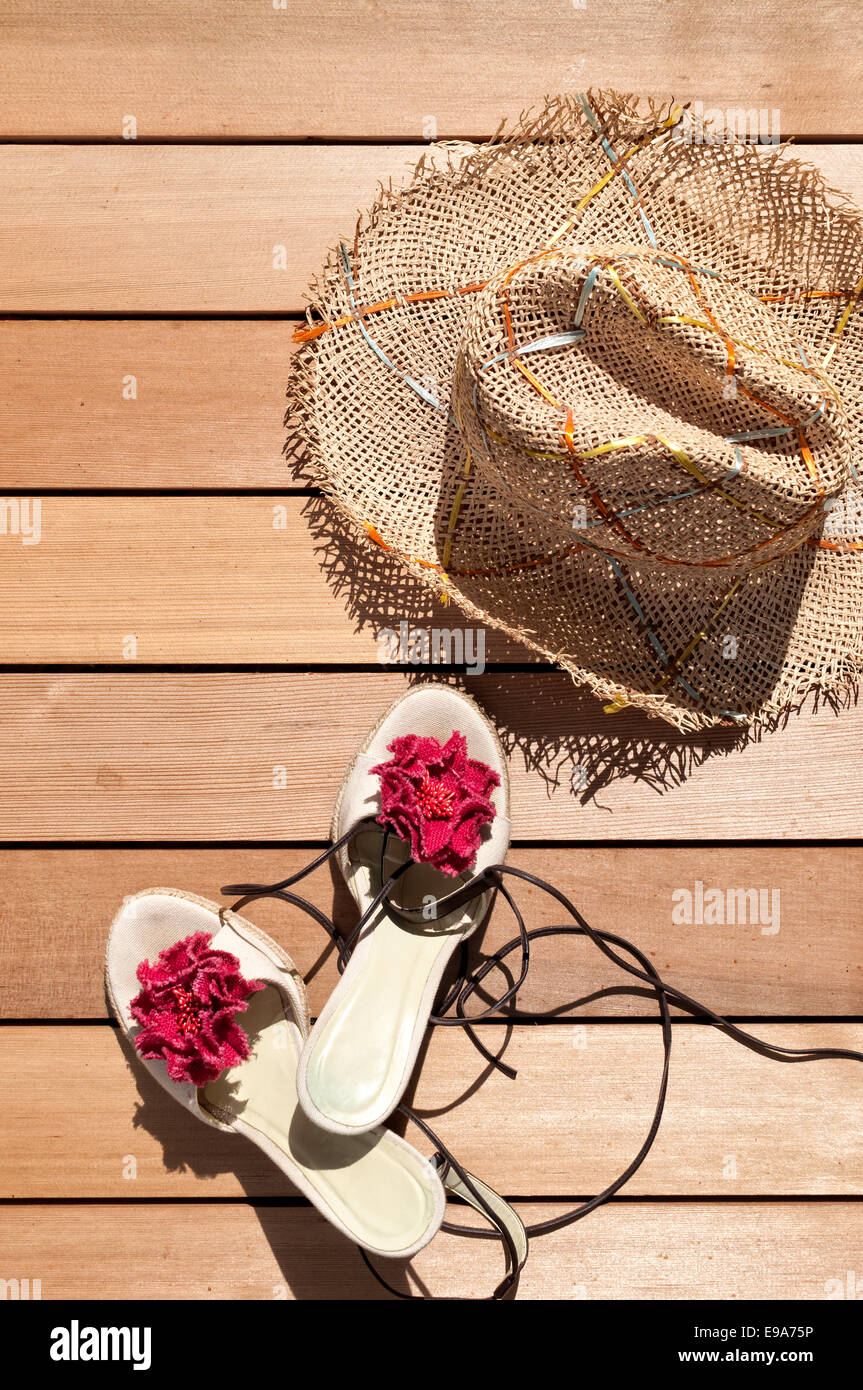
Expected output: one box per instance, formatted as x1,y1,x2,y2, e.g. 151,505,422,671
108,682,863,1299
107,686,525,1294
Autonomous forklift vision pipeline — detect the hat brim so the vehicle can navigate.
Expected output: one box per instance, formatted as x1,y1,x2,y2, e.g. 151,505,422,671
290,92,863,730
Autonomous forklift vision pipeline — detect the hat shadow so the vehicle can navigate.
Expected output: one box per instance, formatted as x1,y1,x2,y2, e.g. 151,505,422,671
290,417,851,805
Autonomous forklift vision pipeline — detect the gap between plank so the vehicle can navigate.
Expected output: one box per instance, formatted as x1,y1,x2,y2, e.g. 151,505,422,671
2,1193,860,1206
0,133,859,146
2,1015,859,1027
0,838,858,850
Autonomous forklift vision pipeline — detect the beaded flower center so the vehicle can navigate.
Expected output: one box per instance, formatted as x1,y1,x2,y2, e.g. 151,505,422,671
416,771,456,820
171,985,203,1036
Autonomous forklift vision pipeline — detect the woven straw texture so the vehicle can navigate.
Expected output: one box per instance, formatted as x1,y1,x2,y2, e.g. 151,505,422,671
289,92,863,730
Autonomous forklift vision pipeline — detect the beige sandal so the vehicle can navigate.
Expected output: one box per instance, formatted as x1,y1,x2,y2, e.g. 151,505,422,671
106,887,446,1258
296,684,510,1136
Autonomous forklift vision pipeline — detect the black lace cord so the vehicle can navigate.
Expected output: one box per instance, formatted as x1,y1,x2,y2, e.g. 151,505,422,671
220,837,863,1282
224,886,346,957
403,861,863,1238
222,820,371,899
357,1101,525,1301
479,864,863,1069
396,854,863,1069
222,820,412,973
224,828,527,1056
220,843,525,1300
445,919,673,1240
432,872,531,1025
427,872,530,1080
221,868,665,1293
219,835,667,1286
345,886,671,1289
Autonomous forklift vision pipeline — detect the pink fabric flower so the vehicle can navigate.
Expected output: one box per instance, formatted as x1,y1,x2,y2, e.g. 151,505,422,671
371,730,499,877
130,931,265,1086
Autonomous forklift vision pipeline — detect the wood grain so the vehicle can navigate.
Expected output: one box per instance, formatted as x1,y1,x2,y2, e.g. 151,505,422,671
1,0,860,1315
3,1023,861,1199
0,145,856,312
0,144,414,312
1,847,859,1019
0,1,859,139
0,673,860,840
0,321,296,489
0,497,529,662
3,1200,858,1299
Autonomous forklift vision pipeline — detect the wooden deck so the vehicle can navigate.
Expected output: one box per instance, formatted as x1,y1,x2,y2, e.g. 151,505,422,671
0,1,861,1301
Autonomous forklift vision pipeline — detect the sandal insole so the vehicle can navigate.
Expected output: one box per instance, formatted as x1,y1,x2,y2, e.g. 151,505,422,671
304,838,474,1129
303,915,455,1127
202,986,438,1254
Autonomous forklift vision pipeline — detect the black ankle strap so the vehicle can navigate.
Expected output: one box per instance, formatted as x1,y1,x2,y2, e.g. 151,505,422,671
422,860,863,1239
219,830,863,1286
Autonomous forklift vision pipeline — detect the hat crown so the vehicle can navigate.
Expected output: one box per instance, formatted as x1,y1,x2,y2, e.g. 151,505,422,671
456,247,848,571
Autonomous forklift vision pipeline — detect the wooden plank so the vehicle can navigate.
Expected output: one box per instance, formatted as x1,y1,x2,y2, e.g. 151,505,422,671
3,1024,861,1198
0,2,859,139
0,497,529,663
1,126,859,489
0,145,414,312
0,321,296,489
2,1200,859,1299
0,145,856,312
0,673,860,840
2,847,860,1019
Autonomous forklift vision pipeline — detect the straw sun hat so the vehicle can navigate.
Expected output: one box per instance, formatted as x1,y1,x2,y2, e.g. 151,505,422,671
289,91,863,731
